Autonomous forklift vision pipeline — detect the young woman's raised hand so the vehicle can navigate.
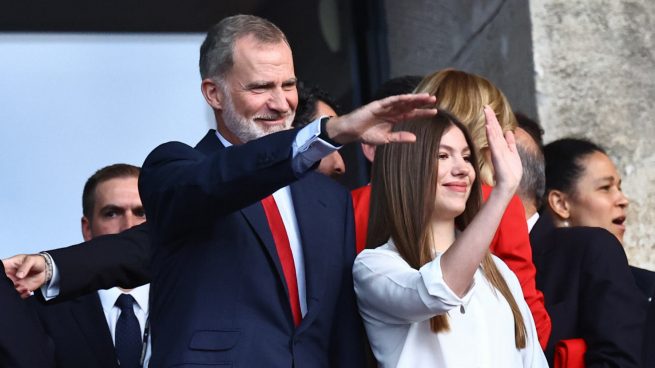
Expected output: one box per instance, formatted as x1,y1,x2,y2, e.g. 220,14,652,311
484,105,522,194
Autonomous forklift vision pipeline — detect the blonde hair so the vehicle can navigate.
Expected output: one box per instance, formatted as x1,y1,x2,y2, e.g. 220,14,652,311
368,110,527,349
414,68,517,185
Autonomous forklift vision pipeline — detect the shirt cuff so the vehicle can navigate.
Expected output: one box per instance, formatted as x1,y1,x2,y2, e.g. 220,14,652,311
291,117,341,173
39,252,60,300
419,253,475,312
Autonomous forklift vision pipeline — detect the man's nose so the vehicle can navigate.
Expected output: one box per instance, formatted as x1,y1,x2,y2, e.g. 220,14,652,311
267,88,291,113
331,152,346,177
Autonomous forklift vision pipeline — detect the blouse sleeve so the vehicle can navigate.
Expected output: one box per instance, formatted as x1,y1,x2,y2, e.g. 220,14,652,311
353,247,475,325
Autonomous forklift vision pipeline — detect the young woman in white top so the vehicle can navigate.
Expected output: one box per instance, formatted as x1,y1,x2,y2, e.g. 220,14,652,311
353,107,547,367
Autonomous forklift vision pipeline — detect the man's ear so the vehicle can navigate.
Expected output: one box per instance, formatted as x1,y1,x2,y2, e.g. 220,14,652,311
547,190,571,221
361,143,376,163
201,78,223,110
81,217,93,242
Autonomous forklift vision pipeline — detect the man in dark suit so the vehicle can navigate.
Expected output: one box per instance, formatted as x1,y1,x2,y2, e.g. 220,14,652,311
1,262,54,368
3,15,436,367
515,121,646,367
138,14,439,367
32,164,149,368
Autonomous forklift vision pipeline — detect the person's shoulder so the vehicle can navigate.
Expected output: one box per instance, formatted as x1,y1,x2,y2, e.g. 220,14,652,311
555,226,629,268
355,241,404,264
554,226,622,252
29,292,95,314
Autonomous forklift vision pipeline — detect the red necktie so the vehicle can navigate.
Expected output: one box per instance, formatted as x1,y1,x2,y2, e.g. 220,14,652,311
261,194,302,327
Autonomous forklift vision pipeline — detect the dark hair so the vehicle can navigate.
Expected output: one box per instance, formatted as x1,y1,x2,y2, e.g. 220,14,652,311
515,113,544,148
199,15,289,80
293,85,341,128
544,138,606,195
82,164,141,220
371,75,424,101
367,109,527,347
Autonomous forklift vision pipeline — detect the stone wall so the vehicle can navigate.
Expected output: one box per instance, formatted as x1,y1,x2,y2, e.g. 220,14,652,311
531,0,655,268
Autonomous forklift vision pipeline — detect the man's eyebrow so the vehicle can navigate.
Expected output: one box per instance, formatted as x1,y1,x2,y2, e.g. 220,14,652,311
244,81,275,89
282,78,298,86
98,204,124,213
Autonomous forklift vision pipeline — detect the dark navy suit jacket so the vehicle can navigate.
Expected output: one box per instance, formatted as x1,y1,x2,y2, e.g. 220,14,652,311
530,213,646,367
31,293,119,368
138,129,364,367
0,263,54,368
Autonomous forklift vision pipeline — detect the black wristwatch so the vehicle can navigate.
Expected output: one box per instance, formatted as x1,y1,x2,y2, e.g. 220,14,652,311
318,116,340,146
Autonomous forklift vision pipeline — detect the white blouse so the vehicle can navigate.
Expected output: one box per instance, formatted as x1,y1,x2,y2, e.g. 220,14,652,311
353,241,548,368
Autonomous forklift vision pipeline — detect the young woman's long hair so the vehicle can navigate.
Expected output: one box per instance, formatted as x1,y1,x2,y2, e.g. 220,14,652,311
367,110,527,348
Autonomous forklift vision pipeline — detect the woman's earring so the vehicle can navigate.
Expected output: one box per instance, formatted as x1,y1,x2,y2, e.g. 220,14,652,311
561,220,570,227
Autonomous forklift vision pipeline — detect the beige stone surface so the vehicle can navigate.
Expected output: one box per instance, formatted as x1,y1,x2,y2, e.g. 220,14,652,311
531,0,655,268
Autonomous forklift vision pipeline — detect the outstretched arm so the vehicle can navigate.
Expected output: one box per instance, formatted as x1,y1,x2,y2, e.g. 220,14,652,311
3,223,151,300
440,105,523,296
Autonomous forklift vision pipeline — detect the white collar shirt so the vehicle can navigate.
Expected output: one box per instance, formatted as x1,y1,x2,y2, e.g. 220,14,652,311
97,284,150,345
527,212,540,233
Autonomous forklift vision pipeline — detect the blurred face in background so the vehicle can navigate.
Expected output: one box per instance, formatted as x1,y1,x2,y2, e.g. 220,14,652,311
565,151,629,243
82,176,146,240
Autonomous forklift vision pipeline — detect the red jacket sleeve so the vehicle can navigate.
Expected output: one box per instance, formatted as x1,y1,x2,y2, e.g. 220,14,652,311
482,184,552,349
351,185,371,254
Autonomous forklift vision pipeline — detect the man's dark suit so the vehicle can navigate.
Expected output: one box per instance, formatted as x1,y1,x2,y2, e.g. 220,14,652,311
0,263,54,368
530,212,646,367
138,129,364,367
31,293,119,368
631,266,655,367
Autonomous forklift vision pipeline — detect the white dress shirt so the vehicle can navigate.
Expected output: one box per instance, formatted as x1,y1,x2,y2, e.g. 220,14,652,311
527,212,540,233
353,240,548,368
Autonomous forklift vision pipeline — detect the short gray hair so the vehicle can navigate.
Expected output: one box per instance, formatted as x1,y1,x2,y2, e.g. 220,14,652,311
517,143,546,209
199,14,289,80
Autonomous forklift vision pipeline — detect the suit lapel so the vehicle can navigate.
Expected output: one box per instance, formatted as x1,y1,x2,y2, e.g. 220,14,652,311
290,177,330,333
241,202,288,296
71,293,119,368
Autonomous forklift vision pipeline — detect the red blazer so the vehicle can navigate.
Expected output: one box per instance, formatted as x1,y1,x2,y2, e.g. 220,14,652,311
352,184,551,349
351,184,371,254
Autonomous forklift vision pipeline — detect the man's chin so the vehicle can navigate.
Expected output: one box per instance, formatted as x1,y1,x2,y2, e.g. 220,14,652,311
259,121,292,134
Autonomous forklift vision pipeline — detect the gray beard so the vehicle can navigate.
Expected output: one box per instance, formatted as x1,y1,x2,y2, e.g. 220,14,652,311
221,92,295,143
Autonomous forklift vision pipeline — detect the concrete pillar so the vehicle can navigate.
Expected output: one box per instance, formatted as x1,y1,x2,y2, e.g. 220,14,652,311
531,0,655,268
